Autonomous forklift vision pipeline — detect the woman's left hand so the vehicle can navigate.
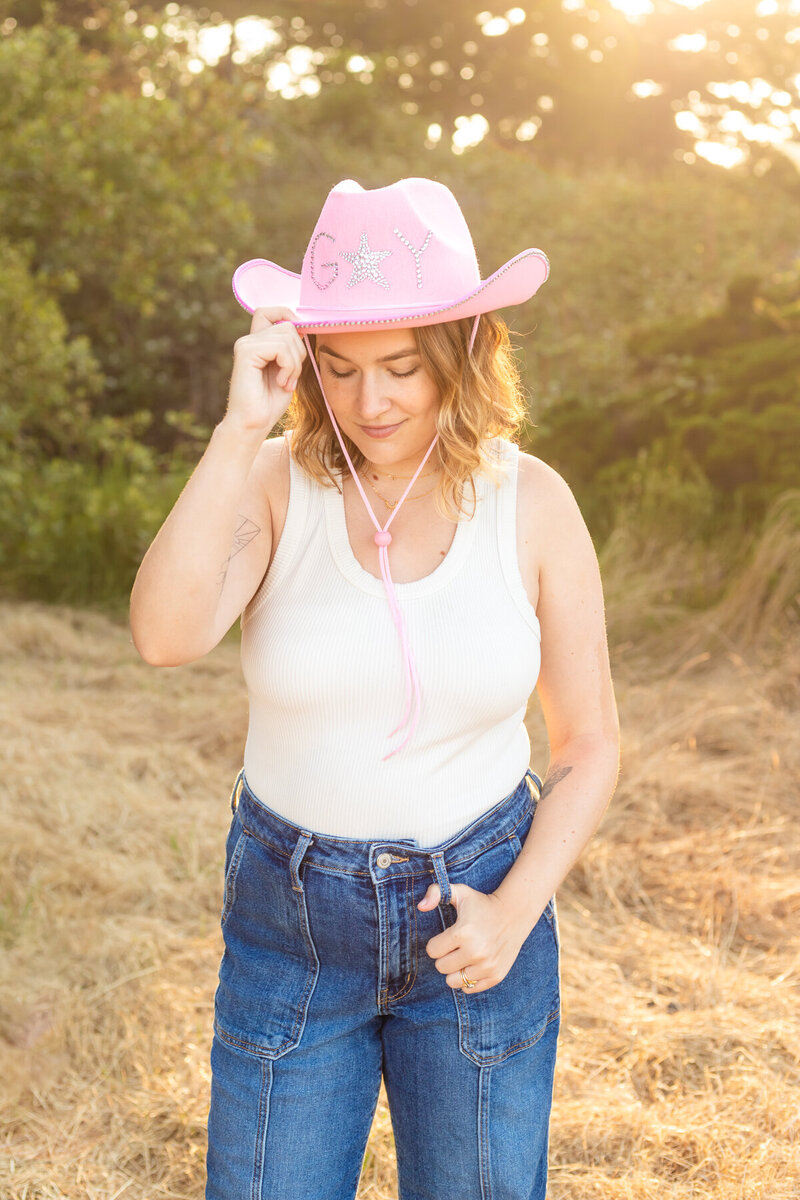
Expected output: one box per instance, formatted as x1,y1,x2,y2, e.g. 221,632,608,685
419,882,534,995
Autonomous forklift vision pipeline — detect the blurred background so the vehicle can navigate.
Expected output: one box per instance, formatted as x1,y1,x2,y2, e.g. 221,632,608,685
0,0,798,604
0,2,798,1198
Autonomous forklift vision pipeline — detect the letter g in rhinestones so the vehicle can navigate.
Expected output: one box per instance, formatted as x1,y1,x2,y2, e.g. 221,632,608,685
309,231,338,291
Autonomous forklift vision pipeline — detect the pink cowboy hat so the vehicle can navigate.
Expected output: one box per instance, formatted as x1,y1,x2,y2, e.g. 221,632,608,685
232,177,550,335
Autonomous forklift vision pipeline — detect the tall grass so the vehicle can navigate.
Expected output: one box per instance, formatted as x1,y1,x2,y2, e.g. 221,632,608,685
599,488,800,664
0,510,797,1198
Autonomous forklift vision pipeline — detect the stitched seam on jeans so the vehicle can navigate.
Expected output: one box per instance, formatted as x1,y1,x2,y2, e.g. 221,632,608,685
239,810,532,867
214,911,318,1057
462,1006,561,1065
381,883,389,1009
294,862,319,968
221,830,249,928
214,1022,283,1057
447,829,522,869
252,1057,270,1200
386,874,418,1002
238,831,525,877
288,886,320,1044
479,1066,492,1200
215,1021,297,1058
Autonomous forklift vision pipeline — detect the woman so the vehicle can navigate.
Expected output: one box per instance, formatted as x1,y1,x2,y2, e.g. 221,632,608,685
130,177,619,1199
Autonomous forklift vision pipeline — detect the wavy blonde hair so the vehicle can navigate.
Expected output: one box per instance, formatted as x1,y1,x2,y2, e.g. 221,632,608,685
286,311,530,520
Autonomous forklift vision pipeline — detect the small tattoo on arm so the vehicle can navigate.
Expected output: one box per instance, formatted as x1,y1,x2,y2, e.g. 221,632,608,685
217,515,261,592
540,765,573,803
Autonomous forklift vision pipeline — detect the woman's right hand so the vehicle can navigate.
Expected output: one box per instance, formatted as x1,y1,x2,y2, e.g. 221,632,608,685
224,306,308,434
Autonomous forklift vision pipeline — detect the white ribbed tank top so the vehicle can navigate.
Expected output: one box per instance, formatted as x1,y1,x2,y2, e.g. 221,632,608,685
240,432,541,845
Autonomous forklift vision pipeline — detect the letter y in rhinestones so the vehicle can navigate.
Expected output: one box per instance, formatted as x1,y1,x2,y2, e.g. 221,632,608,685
393,228,433,289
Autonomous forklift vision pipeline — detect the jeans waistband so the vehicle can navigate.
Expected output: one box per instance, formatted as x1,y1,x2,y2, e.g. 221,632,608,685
229,768,542,879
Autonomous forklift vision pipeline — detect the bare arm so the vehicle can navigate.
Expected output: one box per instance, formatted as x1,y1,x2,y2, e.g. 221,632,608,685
130,427,278,664
493,460,620,933
129,307,306,666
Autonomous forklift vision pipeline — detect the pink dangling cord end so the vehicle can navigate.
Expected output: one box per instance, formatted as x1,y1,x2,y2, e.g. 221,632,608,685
467,312,480,358
304,335,439,759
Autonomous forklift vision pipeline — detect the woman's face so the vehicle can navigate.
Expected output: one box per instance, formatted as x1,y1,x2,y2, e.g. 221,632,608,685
314,327,441,470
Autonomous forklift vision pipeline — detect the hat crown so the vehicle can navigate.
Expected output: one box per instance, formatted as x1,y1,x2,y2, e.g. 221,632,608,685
299,177,481,314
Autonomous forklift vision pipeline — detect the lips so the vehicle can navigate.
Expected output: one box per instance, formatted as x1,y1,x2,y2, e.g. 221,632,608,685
360,420,405,438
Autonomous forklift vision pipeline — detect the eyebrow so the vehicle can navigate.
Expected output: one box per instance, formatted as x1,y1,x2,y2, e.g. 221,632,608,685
317,344,419,364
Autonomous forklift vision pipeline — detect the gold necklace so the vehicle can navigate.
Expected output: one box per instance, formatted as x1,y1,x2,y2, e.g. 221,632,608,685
361,473,437,511
364,462,440,482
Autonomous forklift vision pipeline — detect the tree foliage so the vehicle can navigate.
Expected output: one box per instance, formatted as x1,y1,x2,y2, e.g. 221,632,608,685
0,1,798,606
9,0,800,172
0,8,255,425
533,270,800,541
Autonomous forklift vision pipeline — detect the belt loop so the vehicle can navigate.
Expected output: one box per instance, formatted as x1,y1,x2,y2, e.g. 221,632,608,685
430,851,452,908
230,769,245,814
289,830,314,892
526,770,542,806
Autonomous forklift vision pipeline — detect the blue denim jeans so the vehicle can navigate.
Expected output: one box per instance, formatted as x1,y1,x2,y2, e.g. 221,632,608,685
206,767,560,1200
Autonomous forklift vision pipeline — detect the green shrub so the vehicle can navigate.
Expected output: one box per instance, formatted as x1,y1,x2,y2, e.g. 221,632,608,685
0,449,188,608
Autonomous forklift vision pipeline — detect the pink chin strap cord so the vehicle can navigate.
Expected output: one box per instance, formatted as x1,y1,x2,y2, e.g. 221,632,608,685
301,313,480,760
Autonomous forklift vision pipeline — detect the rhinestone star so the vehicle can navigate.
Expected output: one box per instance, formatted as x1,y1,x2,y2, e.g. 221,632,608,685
339,232,392,290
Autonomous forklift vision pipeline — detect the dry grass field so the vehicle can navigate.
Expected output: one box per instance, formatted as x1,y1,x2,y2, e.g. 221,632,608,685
1,533,798,1198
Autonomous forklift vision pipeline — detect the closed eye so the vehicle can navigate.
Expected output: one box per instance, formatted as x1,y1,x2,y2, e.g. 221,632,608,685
328,366,420,380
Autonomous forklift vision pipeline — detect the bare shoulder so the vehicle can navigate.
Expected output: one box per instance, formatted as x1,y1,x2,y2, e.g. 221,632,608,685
516,448,587,535
506,448,584,612
514,446,600,604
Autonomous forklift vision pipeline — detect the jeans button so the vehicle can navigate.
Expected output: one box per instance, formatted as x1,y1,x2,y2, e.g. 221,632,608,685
376,852,393,868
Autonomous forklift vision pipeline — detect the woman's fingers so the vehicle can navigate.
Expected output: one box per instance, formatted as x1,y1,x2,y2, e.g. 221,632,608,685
278,338,305,389
273,339,304,390
226,307,309,431
249,305,300,335
249,309,306,387
236,311,306,391
446,968,483,991
436,947,483,976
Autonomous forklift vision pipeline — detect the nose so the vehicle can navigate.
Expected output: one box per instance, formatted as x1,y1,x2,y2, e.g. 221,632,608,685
355,371,394,423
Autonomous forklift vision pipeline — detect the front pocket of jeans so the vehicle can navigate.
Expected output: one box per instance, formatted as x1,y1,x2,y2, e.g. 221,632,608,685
214,833,320,1060
220,817,248,927
450,830,560,1067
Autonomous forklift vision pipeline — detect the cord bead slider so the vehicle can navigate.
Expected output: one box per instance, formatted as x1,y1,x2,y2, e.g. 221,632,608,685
374,530,393,547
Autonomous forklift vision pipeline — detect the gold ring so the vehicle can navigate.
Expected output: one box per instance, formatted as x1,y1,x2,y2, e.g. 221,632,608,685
460,967,477,989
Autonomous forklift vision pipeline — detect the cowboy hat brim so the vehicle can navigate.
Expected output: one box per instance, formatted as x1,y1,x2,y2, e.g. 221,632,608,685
232,249,550,335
